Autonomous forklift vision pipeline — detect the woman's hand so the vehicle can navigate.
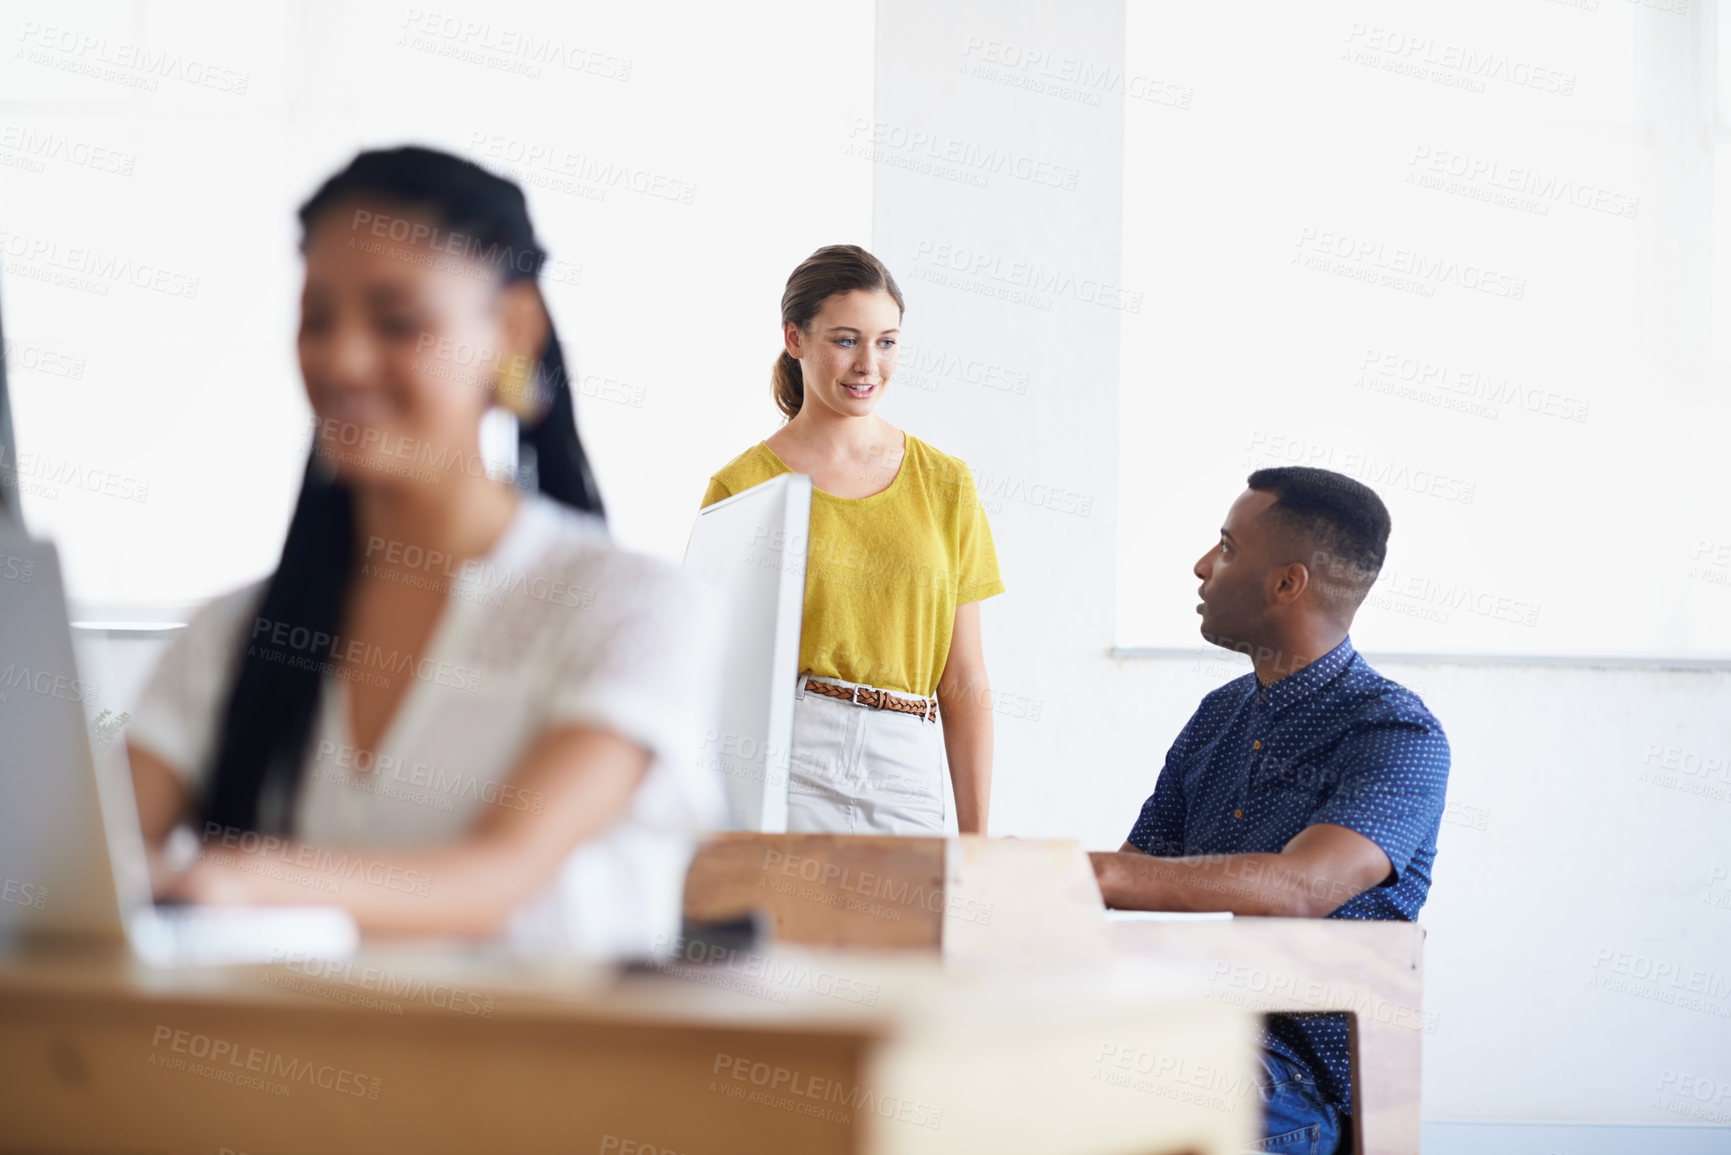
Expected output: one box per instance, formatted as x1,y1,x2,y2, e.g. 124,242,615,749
937,601,993,834
148,843,255,905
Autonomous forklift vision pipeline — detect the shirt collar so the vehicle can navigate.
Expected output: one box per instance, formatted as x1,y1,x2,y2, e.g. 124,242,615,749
1253,636,1356,710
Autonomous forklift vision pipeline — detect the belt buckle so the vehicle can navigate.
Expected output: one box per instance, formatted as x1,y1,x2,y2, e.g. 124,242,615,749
850,683,863,706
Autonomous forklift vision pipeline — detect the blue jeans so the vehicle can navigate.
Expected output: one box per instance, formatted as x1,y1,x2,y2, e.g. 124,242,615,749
1247,1050,1348,1154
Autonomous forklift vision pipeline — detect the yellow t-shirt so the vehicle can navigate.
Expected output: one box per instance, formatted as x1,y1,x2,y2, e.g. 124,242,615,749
701,434,1005,697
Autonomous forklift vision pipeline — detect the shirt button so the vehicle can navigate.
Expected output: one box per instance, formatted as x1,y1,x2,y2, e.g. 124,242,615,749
1233,809,1244,819
1252,740,1262,750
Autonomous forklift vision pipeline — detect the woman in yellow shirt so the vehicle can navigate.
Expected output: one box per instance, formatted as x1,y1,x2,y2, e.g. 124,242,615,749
701,245,1005,835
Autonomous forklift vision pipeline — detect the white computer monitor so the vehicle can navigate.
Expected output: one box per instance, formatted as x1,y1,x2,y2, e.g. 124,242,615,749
0,529,357,963
682,474,810,832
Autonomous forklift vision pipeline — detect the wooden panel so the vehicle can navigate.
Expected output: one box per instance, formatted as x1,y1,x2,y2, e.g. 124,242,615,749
940,836,1109,965
0,986,867,1155
865,993,1259,1155
684,834,948,950
0,942,1258,1155
683,834,1111,962
1107,918,1426,1155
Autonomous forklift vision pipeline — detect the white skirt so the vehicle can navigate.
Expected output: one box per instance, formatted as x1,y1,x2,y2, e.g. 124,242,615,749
785,674,947,834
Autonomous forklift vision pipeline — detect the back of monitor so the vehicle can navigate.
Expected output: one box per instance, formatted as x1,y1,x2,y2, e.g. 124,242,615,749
682,475,810,831
0,532,136,943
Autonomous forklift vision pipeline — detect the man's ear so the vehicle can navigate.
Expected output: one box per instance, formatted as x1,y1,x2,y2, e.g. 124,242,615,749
1271,561,1311,607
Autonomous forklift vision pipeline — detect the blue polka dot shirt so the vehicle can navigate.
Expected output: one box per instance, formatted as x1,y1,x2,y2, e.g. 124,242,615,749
1126,636,1450,1115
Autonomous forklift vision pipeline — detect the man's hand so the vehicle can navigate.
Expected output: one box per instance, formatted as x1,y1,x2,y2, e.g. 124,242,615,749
1089,825,1393,917
1089,850,1139,908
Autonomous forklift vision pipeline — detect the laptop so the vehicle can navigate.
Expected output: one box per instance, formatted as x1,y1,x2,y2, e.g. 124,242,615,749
0,527,358,965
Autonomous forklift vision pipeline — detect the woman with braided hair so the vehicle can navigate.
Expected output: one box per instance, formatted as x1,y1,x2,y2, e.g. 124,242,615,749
126,146,723,953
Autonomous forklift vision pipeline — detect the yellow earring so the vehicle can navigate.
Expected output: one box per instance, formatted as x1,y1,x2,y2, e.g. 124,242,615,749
494,352,539,420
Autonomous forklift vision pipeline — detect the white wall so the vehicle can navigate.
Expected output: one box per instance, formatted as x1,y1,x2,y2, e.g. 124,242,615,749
0,0,875,606
1117,0,1731,661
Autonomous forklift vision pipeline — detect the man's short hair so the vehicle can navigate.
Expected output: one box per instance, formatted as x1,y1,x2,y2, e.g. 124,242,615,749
1246,467,1391,608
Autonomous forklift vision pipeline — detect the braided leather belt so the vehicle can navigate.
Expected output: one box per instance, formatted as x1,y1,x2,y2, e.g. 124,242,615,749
804,677,939,723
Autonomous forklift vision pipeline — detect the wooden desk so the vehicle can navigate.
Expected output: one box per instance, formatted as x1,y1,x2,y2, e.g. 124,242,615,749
0,939,1257,1155
684,833,1108,961
1107,917,1427,1155
686,834,1427,1155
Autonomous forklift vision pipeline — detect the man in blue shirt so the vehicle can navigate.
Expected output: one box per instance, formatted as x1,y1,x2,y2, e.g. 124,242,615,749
1091,467,1450,1154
